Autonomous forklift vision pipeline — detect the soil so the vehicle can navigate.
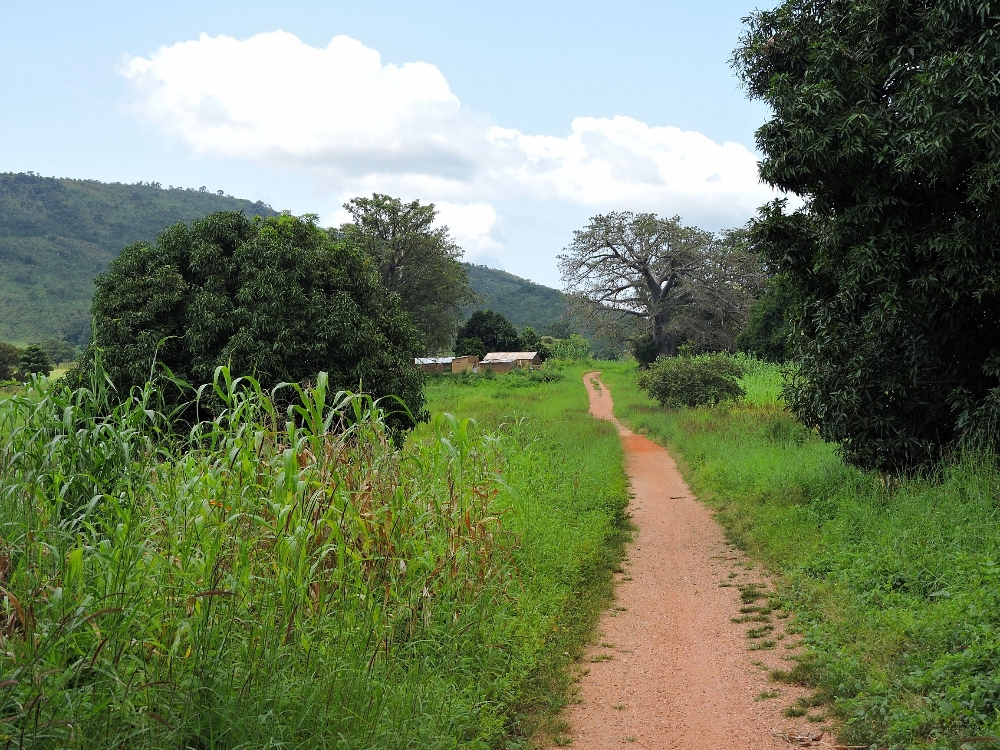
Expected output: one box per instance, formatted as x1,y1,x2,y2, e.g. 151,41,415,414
555,373,822,749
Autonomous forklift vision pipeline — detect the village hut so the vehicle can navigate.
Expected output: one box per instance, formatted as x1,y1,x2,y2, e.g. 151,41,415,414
450,355,479,373
480,351,541,373
414,357,454,374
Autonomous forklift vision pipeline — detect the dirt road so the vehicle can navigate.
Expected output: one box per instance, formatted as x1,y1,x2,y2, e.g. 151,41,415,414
558,373,816,749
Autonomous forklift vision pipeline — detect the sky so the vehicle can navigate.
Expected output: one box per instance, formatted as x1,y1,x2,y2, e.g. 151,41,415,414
0,1,779,287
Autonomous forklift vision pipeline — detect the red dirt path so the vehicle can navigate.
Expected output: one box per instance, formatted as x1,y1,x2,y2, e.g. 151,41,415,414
556,372,817,749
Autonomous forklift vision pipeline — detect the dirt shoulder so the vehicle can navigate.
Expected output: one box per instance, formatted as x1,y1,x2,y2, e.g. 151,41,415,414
556,373,820,749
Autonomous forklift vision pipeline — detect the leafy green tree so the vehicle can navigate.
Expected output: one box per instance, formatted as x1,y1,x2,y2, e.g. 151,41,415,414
519,326,552,360
342,194,476,354
455,310,521,354
455,336,486,359
0,342,22,381
40,338,77,366
735,0,1000,470
736,275,795,363
69,212,426,432
18,345,52,378
559,213,761,357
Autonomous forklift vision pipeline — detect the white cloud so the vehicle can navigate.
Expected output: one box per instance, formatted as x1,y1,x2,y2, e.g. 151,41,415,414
123,31,779,264
435,201,503,260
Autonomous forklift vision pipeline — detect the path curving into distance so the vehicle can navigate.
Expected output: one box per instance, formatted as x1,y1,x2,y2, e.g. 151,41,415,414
560,373,816,749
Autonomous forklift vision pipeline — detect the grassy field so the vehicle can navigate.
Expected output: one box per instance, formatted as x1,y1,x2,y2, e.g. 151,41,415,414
0,365,628,748
600,359,1000,749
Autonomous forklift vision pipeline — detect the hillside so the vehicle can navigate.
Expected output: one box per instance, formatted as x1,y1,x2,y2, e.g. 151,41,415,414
0,173,279,344
463,263,569,332
0,172,578,348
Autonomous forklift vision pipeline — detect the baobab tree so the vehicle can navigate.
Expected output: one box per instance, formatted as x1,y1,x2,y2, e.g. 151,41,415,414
558,212,761,357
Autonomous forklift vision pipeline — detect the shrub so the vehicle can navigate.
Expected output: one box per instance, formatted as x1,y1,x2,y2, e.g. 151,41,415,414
67,211,425,432
637,353,746,408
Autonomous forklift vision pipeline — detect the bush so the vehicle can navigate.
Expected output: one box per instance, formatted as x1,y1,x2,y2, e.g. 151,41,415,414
68,212,425,432
637,353,746,408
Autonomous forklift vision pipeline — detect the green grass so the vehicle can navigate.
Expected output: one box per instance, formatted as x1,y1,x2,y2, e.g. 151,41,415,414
421,363,631,740
600,359,1000,749
0,364,627,748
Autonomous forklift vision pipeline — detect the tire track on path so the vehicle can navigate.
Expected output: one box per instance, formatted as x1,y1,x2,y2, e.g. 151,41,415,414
557,372,815,749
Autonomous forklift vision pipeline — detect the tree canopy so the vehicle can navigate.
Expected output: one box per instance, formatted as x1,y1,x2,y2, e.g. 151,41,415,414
342,194,475,354
0,343,21,381
735,0,1000,470
18,345,51,378
558,212,760,357
69,211,426,431
455,310,521,356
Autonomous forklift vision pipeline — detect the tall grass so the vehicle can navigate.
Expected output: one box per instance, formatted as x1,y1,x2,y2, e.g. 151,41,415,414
0,364,628,748
601,359,1000,749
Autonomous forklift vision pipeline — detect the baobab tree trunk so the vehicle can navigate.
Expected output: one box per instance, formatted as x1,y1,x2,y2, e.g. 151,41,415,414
652,309,678,357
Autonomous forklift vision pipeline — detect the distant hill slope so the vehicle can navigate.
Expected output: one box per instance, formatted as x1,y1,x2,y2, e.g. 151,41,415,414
0,173,279,344
462,263,569,332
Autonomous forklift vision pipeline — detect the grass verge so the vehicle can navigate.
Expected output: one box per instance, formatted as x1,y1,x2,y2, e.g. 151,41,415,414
422,363,631,744
600,359,1000,750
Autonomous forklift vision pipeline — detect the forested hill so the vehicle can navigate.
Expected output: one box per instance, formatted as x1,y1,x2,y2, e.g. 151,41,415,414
462,263,569,331
0,172,571,346
0,173,279,344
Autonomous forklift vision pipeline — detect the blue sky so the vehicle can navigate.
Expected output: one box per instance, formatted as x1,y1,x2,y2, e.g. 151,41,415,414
1,1,778,287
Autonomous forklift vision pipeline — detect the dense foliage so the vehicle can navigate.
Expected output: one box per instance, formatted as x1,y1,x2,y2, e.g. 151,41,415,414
637,353,746,408
341,194,475,354
69,212,425,430
735,1,1000,470
736,274,795,363
0,172,277,345
0,342,21,381
18,344,51,377
455,310,521,355
559,213,761,357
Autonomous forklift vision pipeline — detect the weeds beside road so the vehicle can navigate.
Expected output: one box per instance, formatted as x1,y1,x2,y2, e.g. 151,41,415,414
602,360,1000,749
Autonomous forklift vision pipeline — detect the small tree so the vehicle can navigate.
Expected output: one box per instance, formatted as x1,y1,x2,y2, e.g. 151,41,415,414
0,342,22,381
455,310,521,354
69,212,426,432
559,213,761,357
18,345,52,378
342,194,477,354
